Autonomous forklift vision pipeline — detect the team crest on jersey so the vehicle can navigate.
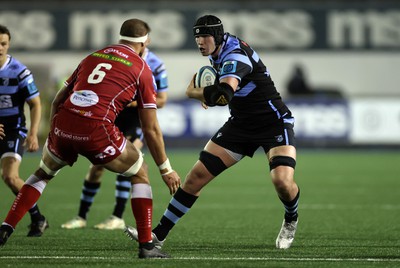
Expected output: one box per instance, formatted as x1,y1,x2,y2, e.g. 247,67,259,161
70,90,99,107
221,61,237,75
2,78,9,86
7,141,15,148
275,135,284,143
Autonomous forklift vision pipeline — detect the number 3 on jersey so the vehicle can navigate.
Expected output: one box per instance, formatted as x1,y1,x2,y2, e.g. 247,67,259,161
88,63,112,84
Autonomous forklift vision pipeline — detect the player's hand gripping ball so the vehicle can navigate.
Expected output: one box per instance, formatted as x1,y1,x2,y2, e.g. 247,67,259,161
195,66,217,88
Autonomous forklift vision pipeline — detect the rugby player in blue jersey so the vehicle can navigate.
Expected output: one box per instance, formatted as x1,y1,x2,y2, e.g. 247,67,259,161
61,47,169,230
0,24,48,237
126,15,301,250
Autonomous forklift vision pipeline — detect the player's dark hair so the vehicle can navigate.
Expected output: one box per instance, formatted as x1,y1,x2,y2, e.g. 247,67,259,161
120,19,151,38
193,15,224,46
0,24,11,40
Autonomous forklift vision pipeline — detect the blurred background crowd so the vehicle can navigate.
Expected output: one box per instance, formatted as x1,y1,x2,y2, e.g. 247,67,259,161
2,0,399,148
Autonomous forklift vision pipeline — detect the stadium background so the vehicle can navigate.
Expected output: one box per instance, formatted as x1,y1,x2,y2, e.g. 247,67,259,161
2,0,400,148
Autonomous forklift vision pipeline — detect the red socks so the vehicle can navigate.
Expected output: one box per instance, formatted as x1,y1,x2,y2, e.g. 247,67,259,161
5,184,41,228
130,198,153,243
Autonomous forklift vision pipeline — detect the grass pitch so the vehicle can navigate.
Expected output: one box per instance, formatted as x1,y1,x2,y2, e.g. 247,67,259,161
0,148,399,267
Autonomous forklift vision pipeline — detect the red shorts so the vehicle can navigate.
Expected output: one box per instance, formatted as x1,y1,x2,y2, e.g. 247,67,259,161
47,109,127,166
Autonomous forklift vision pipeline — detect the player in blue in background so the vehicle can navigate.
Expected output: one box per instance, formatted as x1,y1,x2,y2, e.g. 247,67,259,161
0,24,48,237
61,47,169,230
126,14,301,250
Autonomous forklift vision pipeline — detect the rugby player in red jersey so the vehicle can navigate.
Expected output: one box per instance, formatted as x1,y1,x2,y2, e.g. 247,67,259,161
0,18,180,259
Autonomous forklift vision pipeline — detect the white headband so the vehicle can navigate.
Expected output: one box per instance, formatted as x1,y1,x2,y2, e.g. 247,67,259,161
119,34,148,43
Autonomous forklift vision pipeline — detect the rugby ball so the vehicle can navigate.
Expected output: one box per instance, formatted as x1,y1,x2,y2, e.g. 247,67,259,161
195,66,217,88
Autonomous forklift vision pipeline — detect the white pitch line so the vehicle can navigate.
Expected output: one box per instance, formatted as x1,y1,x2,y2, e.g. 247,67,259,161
177,257,400,262
0,256,399,262
301,204,400,210
195,204,400,210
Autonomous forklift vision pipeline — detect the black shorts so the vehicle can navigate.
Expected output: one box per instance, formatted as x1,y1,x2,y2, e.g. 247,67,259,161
115,107,143,143
0,128,27,159
211,114,296,157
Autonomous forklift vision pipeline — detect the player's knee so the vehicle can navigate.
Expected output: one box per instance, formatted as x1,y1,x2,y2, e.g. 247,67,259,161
39,159,61,177
1,173,18,188
40,142,67,177
272,175,294,192
87,165,105,182
199,151,227,176
269,156,296,171
121,152,144,177
141,161,149,173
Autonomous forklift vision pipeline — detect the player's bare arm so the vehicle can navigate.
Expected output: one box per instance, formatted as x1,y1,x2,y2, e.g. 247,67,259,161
25,96,41,152
138,108,181,194
186,74,205,101
156,91,168,108
50,86,71,120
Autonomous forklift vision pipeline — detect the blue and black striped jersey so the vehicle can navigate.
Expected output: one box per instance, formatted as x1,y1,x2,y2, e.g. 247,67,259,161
209,33,291,129
0,55,39,130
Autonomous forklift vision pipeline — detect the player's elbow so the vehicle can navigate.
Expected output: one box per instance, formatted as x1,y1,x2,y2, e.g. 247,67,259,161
141,125,159,140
